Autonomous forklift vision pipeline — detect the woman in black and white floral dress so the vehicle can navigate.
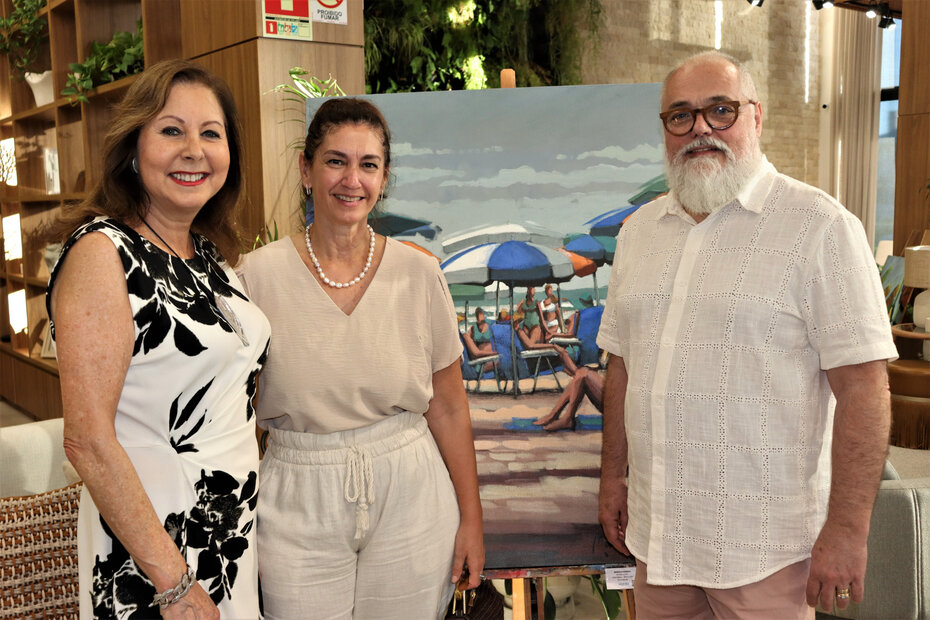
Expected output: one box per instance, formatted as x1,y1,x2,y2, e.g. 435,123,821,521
47,60,269,620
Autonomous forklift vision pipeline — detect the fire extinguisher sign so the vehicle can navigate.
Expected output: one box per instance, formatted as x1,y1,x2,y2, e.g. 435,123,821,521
313,0,347,25
264,0,312,41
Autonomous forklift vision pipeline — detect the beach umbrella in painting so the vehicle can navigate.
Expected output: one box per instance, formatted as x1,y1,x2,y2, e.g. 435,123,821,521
564,233,616,263
585,204,643,237
555,248,597,277
399,240,440,262
441,241,577,396
367,212,431,236
556,245,604,305
441,240,575,287
441,221,564,254
627,173,668,206
396,223,442,240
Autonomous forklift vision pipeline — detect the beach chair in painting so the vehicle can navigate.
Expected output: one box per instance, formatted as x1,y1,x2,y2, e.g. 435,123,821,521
574,305,604,367
490,322,564,394
459,332,502,392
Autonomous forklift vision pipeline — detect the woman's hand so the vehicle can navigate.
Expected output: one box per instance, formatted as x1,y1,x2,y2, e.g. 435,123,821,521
160,582,219,620
425,362,486,591
451,515,485,589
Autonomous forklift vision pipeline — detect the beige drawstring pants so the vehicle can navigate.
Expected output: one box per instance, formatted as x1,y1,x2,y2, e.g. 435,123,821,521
257,412,459,620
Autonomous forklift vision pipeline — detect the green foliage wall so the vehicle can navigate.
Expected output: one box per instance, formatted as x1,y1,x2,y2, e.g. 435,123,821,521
364,0,601,93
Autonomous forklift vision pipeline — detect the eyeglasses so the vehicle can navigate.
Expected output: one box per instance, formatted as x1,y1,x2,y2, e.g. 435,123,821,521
659,100,757,136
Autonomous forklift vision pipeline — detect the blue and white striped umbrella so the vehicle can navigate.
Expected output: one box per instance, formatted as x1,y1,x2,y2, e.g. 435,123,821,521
584,204,644,237
441,222,564,254
440,240,576,287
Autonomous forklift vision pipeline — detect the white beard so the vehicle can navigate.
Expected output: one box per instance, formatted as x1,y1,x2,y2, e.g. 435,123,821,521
666,137,761,216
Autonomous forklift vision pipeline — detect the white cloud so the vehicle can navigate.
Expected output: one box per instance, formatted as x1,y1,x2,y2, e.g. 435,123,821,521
393,142,503,157
391,166,467,184
438,162,661,189
577,142,663,162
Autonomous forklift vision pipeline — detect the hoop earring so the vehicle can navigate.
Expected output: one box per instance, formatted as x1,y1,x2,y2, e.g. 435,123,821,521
131,157,139,174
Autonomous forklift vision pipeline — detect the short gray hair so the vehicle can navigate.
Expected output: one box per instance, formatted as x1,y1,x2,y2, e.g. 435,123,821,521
661,51,758,106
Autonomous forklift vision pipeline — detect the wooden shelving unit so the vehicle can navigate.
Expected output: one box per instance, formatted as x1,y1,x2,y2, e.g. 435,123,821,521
0,0,172,419
1,0,365,419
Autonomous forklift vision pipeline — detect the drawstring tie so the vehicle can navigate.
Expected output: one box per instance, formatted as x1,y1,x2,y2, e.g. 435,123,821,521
344,447,374,540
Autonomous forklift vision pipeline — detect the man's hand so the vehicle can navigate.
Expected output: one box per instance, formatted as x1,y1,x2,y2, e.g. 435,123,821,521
805,519,868,613
598,475,630,555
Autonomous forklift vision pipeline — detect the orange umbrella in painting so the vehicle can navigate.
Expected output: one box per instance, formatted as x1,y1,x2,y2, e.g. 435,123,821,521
556,248,596,277
556,247,601,304
400,240,440,262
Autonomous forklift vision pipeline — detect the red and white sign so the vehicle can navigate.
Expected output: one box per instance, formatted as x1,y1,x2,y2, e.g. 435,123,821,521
264,0,312,40
313,0,347,25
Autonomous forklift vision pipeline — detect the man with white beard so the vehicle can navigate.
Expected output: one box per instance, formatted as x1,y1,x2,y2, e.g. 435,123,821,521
596,51,897,619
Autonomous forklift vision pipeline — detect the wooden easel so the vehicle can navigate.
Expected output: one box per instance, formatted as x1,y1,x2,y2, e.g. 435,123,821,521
482,564,636,620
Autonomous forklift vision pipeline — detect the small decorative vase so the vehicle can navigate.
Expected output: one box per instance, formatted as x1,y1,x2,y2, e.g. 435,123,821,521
25,70,55,107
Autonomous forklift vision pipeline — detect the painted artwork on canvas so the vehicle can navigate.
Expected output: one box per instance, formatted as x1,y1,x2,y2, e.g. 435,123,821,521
307,84,663,570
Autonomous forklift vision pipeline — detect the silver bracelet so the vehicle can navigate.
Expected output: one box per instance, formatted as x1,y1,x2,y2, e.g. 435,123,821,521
153,565,195,610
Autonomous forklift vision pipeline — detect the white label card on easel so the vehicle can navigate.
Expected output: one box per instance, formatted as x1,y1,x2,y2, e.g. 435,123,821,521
605,566,636,590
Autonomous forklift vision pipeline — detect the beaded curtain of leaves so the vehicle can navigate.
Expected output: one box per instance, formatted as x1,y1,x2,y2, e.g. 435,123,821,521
61,19,144,104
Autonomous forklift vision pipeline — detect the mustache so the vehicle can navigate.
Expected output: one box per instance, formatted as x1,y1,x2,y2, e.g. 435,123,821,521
672,137,734,164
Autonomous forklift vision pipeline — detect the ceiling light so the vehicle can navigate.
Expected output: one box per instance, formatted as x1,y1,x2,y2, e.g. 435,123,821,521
877,2,895,27
865,6,877,18
812,0,833,9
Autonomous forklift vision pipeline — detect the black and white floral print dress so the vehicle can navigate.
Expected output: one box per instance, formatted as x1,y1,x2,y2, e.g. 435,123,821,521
47,217,271,619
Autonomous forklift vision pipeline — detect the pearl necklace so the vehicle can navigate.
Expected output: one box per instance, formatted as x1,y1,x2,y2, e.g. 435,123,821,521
304,223,376,289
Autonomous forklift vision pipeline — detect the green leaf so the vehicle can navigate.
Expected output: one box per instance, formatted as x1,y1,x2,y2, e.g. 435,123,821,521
587,575,623,619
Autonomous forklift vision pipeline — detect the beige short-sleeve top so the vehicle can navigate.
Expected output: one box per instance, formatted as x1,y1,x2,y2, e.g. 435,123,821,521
238,236,462,434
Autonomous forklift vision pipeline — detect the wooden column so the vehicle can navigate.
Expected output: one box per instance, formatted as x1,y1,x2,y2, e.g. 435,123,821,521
180,0,366,241
894,0,930,253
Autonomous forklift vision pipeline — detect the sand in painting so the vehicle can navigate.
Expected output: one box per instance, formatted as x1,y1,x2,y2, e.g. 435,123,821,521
469,373,629,570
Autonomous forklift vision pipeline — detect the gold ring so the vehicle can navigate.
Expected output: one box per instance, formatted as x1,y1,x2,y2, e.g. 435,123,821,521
836,586,851,600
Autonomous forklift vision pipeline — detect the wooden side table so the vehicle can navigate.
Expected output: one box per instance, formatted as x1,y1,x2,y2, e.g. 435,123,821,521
889,324,930,449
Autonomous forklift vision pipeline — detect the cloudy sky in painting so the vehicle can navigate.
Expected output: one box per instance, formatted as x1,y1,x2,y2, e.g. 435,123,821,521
307,83,664,295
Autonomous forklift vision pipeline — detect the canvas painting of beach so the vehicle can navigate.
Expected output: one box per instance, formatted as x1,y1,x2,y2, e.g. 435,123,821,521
307,84,663,569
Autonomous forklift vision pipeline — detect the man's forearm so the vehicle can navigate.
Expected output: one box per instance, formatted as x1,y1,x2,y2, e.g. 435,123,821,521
824,360,891,535
601,354,630,479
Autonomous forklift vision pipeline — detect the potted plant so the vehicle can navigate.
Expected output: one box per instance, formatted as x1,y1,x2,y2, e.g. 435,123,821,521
269,66,345,150
0,0,50,103
61,19,143,103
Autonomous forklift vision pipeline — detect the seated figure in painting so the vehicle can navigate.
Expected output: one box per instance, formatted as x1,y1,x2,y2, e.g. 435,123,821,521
466,307,494,355
533,366,604,431
538,284,577,342
463,307,497,373
513,314,579,378
515,286,541,339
